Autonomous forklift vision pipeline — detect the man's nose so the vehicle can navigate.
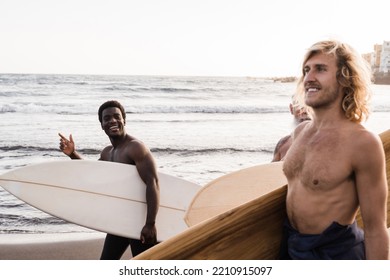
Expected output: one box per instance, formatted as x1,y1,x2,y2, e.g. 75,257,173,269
304,70,315,82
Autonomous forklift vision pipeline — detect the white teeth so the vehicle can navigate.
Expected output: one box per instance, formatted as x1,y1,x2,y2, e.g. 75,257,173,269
307,88,319,92
109,126,118,131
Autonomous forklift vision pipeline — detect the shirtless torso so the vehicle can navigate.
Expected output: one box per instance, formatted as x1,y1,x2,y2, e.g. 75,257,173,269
100,135,144,165
283,120,364,234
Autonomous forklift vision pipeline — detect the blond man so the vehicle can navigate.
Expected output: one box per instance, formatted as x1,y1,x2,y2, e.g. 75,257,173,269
281,40,389,259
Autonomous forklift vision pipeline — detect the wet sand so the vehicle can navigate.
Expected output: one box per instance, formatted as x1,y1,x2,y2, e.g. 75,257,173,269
0,233,132,260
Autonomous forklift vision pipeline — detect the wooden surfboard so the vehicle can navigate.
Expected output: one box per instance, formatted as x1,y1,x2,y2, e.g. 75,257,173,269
134,129,390,259
185,161,286,226
0,160,201,241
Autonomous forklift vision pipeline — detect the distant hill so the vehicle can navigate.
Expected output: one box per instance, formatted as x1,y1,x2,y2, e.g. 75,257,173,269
271,76,297,83
374,73,390,85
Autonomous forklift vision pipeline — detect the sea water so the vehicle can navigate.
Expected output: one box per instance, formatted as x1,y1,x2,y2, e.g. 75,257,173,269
0,74,389,234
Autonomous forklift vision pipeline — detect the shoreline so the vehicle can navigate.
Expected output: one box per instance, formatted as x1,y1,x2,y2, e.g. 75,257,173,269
0,232,132,260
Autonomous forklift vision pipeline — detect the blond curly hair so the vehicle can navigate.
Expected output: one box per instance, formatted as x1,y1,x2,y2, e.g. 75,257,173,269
295,40,372,123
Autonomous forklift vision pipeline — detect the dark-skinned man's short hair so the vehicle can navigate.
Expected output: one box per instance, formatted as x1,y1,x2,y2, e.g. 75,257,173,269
98,100,126,123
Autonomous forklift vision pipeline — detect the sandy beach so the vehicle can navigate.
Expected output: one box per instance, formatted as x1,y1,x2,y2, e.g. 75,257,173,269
1,229,389,260
0,233,132,260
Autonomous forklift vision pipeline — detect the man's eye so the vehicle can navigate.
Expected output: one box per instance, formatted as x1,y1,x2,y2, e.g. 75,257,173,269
318,66,326,72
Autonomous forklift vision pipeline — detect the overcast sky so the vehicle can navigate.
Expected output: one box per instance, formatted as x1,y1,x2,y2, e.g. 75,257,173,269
1,0,388,77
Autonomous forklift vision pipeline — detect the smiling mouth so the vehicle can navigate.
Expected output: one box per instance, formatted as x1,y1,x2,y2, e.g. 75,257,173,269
109,126,119,132
306,87,320,93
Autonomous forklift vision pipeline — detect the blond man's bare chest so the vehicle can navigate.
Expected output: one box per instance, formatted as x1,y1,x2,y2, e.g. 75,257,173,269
283,130,354,189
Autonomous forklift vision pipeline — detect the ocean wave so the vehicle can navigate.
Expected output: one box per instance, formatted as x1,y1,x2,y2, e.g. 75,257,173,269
373,105,390,113
0,145,101,155
151,147,273,154
0,104,17,113
137,87,195,93
126,105,287,114
0,213,68,227
0,103,93,115
0,91,50,97
0,145,59,153
101,86,196,93
0,145,272,156
3,101,387,115
0,103,288,115
0,202,26,209
0,229,45,234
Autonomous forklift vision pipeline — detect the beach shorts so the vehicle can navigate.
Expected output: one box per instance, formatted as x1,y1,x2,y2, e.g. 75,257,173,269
100,233,157,260
279,219,365,260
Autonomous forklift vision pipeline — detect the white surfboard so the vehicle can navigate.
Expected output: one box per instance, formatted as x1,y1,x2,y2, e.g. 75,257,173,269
0,160,201,241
